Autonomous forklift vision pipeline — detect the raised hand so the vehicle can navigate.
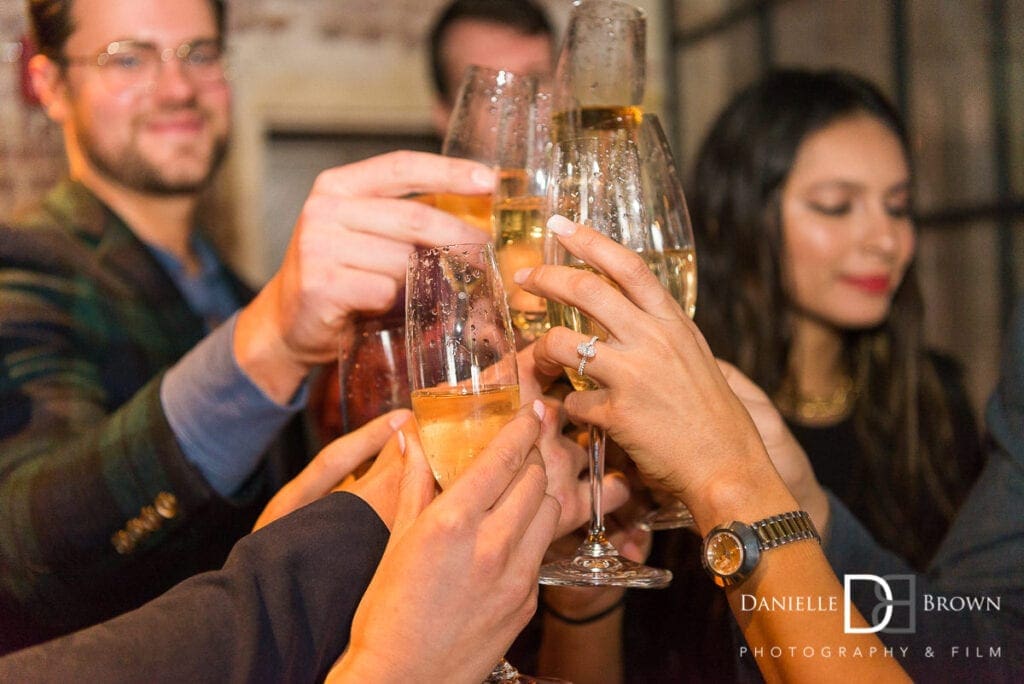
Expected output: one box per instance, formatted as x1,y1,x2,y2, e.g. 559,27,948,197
235,152,496,404
516,216,772,526
328,402,559,683
252,409,413,531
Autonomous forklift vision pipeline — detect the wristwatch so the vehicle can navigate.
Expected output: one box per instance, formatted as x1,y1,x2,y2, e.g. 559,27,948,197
701,510,820,587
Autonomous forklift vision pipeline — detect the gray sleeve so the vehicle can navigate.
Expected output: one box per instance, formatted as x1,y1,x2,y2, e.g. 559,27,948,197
160,314,308,497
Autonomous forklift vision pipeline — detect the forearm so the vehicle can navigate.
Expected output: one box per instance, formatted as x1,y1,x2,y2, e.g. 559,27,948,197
683,460,910,682
233,282,314,405
537,590,625,684
161,314,306,496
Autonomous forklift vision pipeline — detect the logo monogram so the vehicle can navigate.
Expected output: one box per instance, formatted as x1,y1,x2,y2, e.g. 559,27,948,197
843,574,916,634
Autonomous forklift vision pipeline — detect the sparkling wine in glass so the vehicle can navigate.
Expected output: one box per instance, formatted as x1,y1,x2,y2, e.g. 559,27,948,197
494,91,553,345
435,65,539,239
550,0,646,143
406,243,564,683
538,133,672,588
635,114,698,531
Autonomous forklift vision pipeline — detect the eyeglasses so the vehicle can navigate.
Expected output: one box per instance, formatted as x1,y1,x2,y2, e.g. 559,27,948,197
62,39,226,93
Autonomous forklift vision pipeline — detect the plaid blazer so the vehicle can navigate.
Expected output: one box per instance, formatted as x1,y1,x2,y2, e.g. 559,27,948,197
0,180,311,652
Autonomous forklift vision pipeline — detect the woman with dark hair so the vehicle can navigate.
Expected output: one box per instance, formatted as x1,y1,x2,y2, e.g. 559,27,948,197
535,68,983,683
689,68,981,569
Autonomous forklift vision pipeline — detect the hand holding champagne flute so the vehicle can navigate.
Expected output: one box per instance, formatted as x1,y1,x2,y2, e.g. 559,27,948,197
406,242,565,683
539,133,672,588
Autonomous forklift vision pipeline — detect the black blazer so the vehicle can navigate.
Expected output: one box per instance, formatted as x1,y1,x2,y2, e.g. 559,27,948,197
0,492,388,683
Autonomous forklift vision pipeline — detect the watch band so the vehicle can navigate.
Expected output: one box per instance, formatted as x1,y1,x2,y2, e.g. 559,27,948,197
702,510,821,587
750,510,820,550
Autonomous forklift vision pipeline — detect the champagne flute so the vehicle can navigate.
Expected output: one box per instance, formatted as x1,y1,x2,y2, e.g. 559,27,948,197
635,114,699,531
551,0,646,142
494,90,553,345
406,243,563,684
338,315,410,435
538,133,672,588
311,314,408,445
436,65,538,239
406,243,520,489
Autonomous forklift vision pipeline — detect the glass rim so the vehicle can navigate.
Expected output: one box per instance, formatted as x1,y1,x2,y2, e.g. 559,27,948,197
570,0,647,22
408,241,495,262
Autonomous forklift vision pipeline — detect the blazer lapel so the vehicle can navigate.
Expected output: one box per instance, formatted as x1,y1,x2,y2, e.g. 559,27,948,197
48,181,209,355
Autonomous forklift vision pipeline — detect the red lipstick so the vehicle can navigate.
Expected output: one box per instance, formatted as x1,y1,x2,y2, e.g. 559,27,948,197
841,275,892,295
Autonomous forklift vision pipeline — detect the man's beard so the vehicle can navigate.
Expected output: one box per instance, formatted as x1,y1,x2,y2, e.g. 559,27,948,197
77,111,230,196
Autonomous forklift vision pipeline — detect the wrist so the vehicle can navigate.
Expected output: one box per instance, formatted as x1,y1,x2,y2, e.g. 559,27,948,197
542,595,625,625
541,587,626,625
234,292,311,405
687,461,800,537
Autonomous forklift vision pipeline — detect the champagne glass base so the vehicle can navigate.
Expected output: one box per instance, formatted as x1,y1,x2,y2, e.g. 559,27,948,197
538,554,672,588
637,501,697,532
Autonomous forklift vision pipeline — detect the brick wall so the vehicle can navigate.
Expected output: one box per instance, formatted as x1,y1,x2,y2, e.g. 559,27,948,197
0,0,570,221
0,4,64,220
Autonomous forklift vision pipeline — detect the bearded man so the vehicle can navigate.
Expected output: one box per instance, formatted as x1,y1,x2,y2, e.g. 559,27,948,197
0,0,491,652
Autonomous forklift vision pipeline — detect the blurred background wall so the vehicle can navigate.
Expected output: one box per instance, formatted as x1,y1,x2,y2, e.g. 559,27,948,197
1,0,1021,419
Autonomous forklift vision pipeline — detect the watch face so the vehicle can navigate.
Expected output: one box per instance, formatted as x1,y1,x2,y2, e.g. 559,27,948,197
706,530,744,576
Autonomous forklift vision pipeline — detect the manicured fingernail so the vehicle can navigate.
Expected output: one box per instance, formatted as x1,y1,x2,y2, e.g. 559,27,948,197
547,214,577,236
532,399,546,421
513,267,534,284
396,430,407,454
471,167,495,188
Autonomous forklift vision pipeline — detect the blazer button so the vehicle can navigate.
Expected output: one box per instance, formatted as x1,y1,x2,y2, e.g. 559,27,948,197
154,492,179,519
126,517,149,542
112,529,135,555
139,505,163,533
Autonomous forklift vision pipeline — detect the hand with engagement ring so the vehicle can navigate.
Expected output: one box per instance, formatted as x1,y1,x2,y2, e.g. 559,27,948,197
576,336,599,377
516,216,772,511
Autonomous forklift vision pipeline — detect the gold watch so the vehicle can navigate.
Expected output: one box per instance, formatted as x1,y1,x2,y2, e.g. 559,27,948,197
701,510,820,587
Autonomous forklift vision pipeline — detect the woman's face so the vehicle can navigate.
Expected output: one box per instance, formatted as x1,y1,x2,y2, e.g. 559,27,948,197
779,113,915,330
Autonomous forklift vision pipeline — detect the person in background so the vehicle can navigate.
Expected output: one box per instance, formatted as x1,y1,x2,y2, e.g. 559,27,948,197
691,68,982,570
531,68,986,682
515,218,913,683
0,0,493,652
673,67,982,681
427,0,556,138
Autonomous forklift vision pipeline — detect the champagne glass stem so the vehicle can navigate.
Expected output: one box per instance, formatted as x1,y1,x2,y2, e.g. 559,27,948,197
576,426,623,559
538,420,671,587
584,424,609,547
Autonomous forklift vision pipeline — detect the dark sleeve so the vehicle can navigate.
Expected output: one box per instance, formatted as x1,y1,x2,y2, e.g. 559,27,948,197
821,301,1024,680
0,492,389,684
824,489,914,577
928,349,985,488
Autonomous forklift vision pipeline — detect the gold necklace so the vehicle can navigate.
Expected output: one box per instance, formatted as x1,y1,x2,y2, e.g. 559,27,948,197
775,375,855,422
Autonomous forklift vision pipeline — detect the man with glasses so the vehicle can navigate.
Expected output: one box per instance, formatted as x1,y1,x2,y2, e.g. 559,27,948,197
0,0,492,652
